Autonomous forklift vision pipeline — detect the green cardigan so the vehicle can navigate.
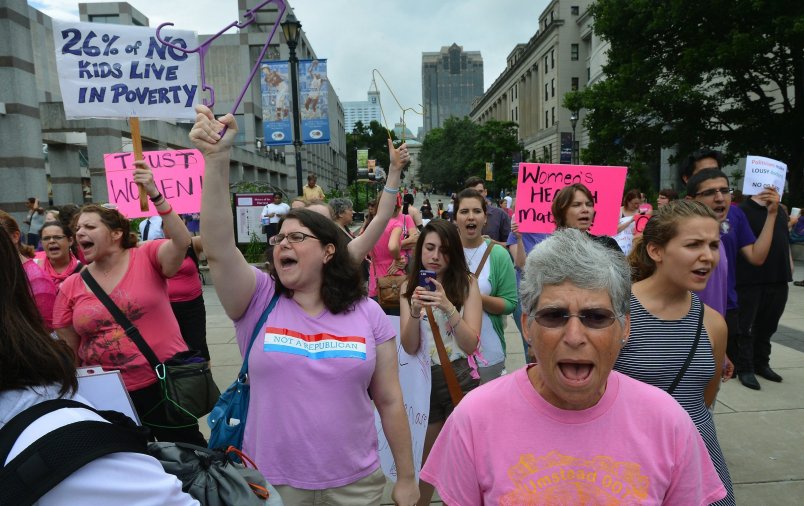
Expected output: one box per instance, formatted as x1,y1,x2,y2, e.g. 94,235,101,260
479,239,518,353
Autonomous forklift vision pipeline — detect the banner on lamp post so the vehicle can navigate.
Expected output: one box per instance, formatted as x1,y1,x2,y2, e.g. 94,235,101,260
297,59,330,144
261,60,293,146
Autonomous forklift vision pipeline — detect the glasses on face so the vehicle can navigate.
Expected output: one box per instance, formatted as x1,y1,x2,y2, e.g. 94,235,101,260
693,187,733,198
531,307,619,329
41,235,67,242
268,231,320,246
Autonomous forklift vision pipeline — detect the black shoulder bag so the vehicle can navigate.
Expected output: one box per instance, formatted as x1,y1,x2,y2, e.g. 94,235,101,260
667,305,705,395
80,269,220,428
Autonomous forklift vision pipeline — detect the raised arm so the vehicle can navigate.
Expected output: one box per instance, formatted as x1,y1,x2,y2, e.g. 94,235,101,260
740,190,779,265
347,139,408,262
133,161,192,278
509,221,527,269
191,105,256,319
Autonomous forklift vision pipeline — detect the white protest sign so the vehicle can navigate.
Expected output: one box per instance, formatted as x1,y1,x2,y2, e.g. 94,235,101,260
53,20,199,120
374,316,431,482
742,155,787,197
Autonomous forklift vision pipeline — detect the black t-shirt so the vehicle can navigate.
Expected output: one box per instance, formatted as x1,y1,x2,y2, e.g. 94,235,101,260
736,198,791,286
588,233,624,254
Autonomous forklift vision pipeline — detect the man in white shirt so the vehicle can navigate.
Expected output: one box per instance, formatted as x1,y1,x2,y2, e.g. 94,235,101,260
261,193,290,239
138,215,164,241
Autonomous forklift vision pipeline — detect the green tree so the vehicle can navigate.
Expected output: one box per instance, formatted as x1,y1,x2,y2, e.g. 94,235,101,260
419,117,522,194
581,0,804,200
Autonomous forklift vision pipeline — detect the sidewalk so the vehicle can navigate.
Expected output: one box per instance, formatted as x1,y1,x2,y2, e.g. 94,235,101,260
200,264,804,506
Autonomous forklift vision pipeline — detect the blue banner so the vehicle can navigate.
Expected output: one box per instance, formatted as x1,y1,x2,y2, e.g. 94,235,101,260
298,59,330,144
261,61,293,146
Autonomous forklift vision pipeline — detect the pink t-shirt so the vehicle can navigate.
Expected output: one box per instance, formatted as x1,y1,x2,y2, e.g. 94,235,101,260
167,255,202,302
421,367,726,506
234,268,395,489
23,259,57,331
368,213,414,297
52,241,188,391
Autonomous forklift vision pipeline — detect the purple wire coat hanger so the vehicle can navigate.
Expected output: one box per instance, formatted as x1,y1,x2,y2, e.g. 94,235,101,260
155,0,287,134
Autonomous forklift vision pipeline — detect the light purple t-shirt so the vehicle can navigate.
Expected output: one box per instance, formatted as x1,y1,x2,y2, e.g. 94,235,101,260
694,241,728,316
421,368,726,505
234,268,396,489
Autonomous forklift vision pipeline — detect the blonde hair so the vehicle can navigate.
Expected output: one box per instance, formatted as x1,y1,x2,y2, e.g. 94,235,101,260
628,200,717,281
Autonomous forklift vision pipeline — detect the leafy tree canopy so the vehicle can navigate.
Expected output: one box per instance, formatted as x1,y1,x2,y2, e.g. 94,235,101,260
581,0,804,200
419,117,522,195
345,120,397,184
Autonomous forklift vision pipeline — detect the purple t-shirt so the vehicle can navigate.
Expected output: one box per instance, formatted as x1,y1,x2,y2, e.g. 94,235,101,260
234,269,396,488
721,206,756,310
506,232,550,285
421,368,726,505
694,241,728,316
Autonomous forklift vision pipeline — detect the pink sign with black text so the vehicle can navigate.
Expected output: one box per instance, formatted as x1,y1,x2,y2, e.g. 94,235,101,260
514,163,627,235
104,149,204,218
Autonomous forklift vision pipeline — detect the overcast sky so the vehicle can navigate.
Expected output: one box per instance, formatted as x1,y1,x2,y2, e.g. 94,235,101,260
32,0,549,132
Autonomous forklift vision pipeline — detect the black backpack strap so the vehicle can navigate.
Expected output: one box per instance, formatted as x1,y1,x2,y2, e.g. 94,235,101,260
71,261,83,275
0,399,147,506
80,269,161,369
186,244,200,271
667,301,705,395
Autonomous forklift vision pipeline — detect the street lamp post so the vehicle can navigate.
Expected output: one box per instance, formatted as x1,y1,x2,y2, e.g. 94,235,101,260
281,14,304,197
569,110,578,165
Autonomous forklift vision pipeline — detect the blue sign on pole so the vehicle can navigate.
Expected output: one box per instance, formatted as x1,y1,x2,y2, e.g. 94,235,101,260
260,60,293,146
297,59,330,144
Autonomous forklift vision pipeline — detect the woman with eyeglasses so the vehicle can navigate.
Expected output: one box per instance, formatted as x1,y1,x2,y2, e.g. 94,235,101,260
34,221,83,290
191,106,418,506
399,219,482,505
615,200,734,505
420,228,726,504
0,210,58,331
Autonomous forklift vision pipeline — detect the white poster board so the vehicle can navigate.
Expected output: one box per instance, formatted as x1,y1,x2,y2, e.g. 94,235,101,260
742,155,787,197
374,316,431,482
53,20,199,120
77,366,140,425
234,193,271,243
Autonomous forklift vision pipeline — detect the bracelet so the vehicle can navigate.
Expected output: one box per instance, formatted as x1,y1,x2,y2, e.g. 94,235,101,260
151,195,166,207
149,192,163,203
410,311,420,319
445,305,457,321
157,205,173,216
383,186,399,194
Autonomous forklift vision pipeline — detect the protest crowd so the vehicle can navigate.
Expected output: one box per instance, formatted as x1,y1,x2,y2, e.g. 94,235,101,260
0,96,796,505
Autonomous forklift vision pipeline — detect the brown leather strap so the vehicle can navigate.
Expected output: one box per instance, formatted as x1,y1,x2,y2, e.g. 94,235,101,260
425,306,464,407
473,242,494,277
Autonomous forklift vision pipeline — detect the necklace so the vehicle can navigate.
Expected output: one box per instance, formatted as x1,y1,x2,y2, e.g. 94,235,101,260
464,242,485,268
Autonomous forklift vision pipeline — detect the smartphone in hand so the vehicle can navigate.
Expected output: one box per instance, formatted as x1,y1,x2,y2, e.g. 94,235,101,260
419,270,437,291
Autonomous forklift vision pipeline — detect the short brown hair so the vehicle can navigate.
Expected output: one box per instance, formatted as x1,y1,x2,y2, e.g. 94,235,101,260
552,184,595,228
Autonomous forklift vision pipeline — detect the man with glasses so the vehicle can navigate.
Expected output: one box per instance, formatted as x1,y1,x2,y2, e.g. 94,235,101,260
687,163,779,390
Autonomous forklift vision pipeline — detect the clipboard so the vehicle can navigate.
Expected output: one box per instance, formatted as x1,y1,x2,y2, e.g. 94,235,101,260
76,366,141,426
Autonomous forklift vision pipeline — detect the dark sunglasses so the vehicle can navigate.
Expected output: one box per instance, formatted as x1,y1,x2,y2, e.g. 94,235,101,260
531,307,619,329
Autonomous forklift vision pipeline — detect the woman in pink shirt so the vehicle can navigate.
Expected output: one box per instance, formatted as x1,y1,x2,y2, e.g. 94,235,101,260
167,236,209,361
52,163,203,445
34,221,83,290
0,210,57,331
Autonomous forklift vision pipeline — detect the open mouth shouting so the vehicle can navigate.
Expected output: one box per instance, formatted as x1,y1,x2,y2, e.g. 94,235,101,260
558,360,594,387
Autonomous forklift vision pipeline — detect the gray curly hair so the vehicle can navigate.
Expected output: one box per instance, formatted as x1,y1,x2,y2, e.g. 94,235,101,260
329,198,354,220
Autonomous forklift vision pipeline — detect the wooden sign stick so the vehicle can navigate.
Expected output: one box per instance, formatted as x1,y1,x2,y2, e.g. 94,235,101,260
129,117,149,212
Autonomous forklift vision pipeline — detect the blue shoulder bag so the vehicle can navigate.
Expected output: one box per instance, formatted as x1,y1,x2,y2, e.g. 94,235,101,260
208,293,280,450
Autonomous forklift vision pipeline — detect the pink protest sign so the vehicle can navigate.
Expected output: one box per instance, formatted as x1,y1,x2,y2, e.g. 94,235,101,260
514,163,627,235
104,149,204,218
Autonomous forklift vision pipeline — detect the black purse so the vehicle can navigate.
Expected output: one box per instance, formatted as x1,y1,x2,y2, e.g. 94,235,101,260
81,269,220,428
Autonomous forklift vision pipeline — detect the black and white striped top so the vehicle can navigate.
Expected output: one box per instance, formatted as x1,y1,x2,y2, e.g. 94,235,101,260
615,293,735,506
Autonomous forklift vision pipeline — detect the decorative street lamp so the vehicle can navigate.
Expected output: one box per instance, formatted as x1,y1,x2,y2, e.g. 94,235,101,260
569,110,579,165
281,13,304,197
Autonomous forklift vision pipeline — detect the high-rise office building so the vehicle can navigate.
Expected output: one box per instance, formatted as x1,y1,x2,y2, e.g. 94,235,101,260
421,44,483,135
343,88,382,132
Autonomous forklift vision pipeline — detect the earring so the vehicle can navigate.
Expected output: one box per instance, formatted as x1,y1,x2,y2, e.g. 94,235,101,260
620,338,627,345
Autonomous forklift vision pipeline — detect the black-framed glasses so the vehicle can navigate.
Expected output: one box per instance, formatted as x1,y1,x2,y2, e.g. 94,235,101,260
692,187,733,198
531,307,619,329
41,235,67,242
268,231,320,246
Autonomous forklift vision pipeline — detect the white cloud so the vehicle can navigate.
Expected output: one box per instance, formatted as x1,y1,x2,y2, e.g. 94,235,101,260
31,0,549,132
